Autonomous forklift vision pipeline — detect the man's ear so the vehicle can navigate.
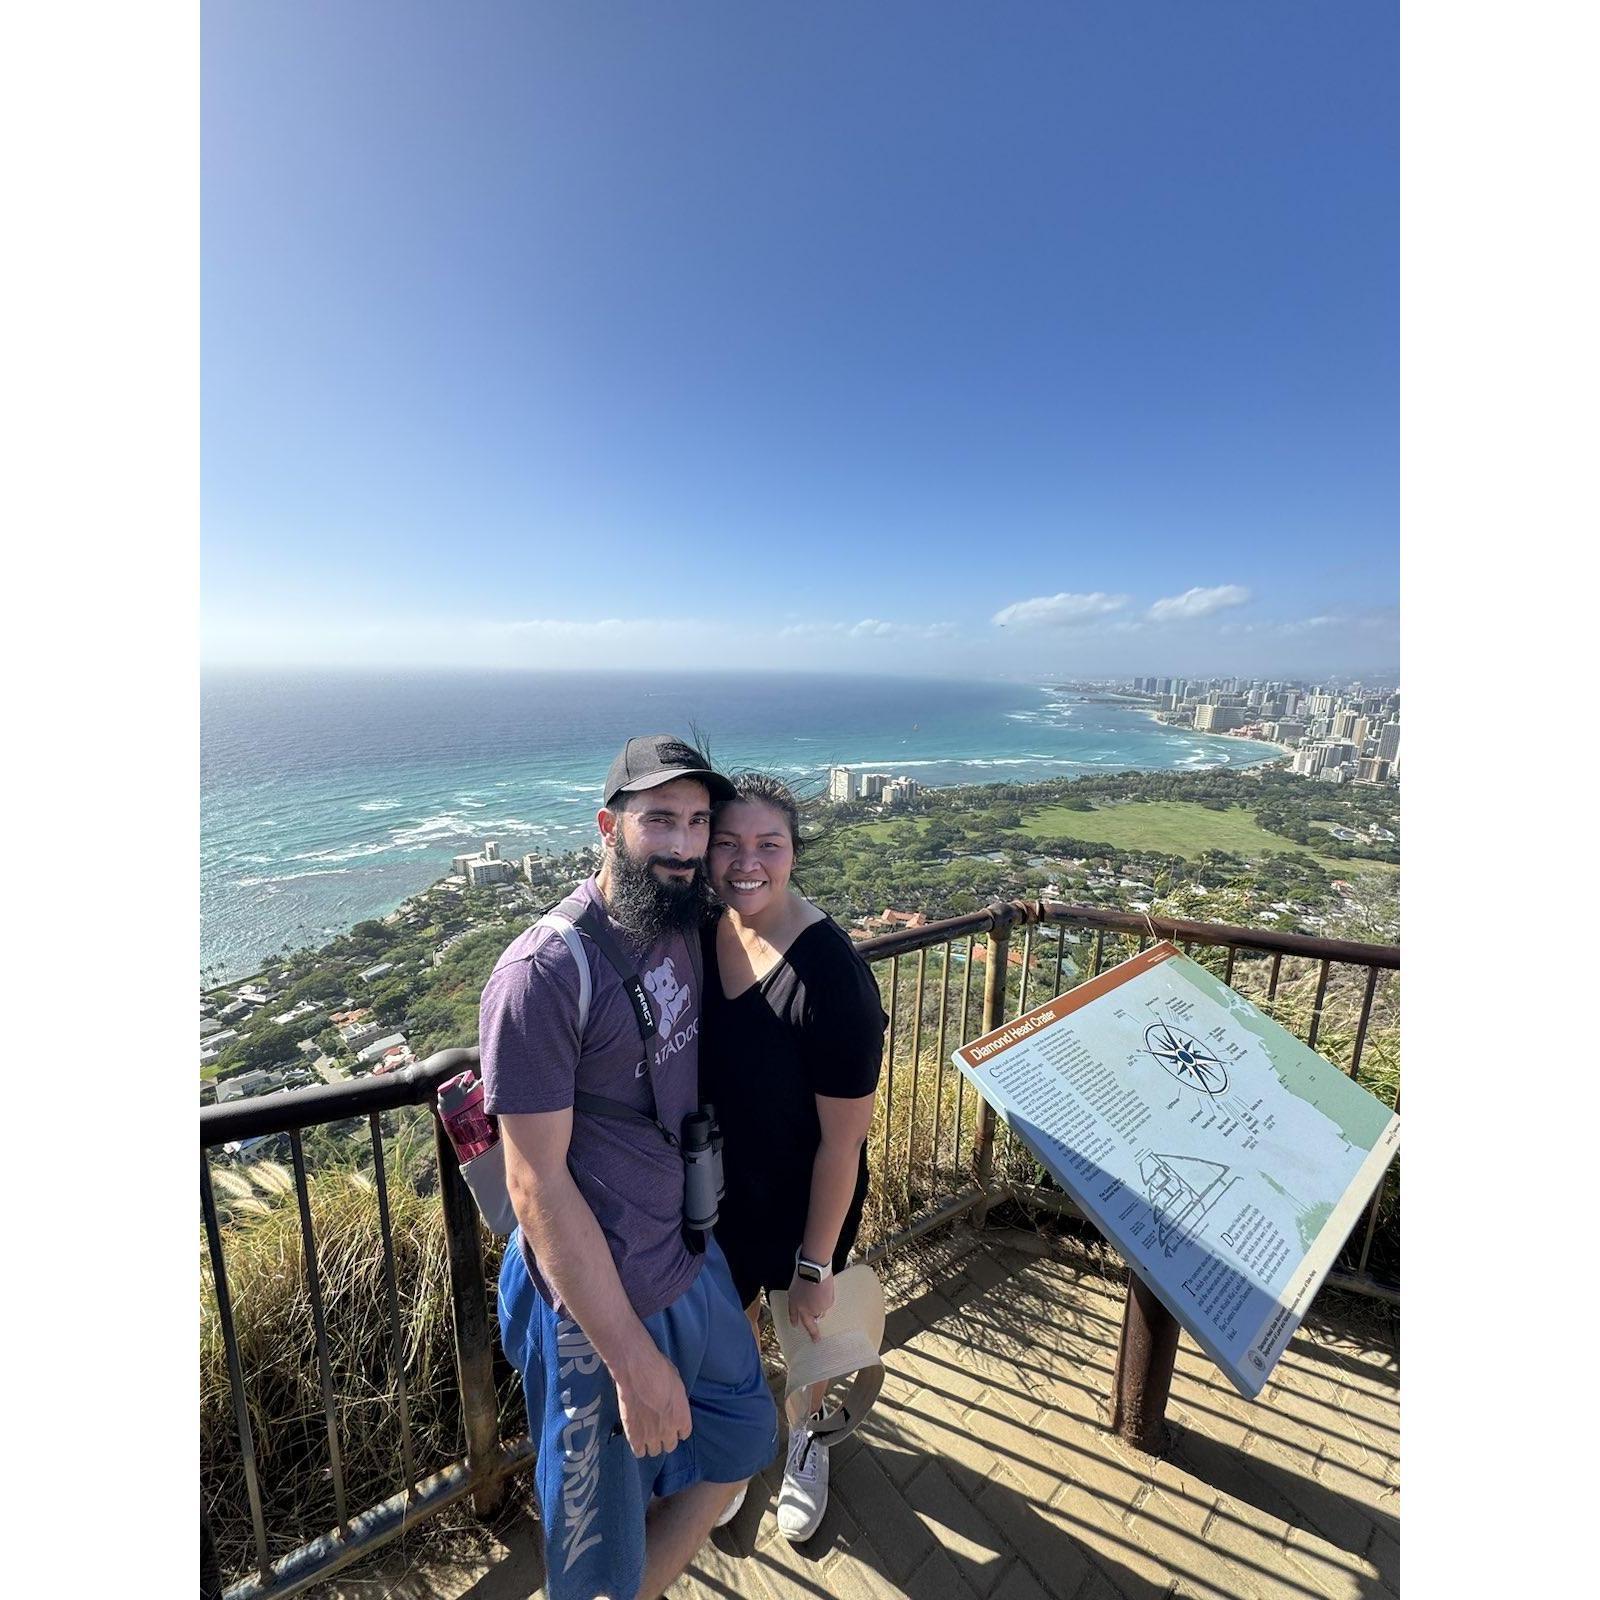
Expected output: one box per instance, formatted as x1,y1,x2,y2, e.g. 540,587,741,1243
597,806,620,848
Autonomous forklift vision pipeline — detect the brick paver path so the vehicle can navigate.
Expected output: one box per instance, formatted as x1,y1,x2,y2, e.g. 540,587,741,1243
319,1224,1399,1600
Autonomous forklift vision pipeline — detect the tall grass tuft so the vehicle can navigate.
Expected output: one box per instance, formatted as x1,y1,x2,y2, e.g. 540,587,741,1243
201,1111,517,1581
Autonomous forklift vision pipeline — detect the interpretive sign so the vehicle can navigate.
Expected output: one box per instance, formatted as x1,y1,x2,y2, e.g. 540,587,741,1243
953,942,1399,1397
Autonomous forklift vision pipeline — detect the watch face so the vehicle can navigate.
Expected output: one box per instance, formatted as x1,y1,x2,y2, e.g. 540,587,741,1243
797,1263,822,1283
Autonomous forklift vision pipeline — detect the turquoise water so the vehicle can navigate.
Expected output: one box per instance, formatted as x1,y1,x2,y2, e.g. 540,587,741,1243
201,670,1280,982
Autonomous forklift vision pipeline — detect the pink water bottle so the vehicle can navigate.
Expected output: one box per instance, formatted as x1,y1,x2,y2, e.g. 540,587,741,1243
438,1070,498,1163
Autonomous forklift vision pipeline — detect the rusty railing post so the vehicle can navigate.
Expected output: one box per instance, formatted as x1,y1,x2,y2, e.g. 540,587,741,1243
435,1115,506,1516
971,906,1014,1224
1110,1269,1180,1453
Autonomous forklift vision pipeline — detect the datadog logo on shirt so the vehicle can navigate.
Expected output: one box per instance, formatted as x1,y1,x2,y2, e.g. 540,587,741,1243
643,955,691,1031
556,1318,605,1573
649,1015,699,1075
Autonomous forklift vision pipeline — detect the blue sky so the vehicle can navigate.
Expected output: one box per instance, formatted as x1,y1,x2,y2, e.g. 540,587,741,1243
202,1,1397,679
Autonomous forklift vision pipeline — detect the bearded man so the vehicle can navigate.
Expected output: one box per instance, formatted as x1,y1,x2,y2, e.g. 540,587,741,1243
481,736,777,1600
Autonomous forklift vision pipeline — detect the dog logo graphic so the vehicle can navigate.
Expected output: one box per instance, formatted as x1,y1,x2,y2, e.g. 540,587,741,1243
642,956,691,1032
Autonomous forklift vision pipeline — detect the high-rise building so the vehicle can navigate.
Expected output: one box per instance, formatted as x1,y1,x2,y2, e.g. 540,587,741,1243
1332,710,1361,741
455,841,514,885
1377,722,1401,762
827,766,859,803
1355,757,1392,785
1294,741,1356,778
860,772,890,800
1195,705,1246,732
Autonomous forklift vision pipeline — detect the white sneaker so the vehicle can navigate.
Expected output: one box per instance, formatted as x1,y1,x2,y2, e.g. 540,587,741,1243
775,1417,829,1542
714,1484,746,1528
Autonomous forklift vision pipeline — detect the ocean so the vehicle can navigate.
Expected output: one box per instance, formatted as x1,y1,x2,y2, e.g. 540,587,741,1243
201,670,1281,982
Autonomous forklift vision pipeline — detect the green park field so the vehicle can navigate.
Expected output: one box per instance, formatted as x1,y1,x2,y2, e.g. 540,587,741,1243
853,799,1397,876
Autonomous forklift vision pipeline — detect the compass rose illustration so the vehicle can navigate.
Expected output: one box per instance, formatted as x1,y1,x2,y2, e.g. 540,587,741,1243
1144,1021,1229,1094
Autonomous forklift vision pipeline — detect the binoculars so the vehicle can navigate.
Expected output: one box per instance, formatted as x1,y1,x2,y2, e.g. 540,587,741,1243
681,1103,726,1253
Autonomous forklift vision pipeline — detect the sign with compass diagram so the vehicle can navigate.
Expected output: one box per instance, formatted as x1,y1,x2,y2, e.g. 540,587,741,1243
1145,1020,1229,1095
952,942,1399,1397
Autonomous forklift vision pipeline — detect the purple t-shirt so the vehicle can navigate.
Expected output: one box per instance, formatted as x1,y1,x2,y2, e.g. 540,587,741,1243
479,877,703,1321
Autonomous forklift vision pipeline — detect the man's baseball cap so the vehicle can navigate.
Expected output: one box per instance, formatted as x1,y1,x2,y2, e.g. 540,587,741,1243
603,734,735,807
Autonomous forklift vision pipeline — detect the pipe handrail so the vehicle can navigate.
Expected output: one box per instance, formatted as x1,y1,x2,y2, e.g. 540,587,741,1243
855,898,1399,968
201,1047,477,1148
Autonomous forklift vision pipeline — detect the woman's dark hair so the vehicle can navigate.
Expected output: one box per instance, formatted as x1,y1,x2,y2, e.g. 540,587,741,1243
713,771,806,855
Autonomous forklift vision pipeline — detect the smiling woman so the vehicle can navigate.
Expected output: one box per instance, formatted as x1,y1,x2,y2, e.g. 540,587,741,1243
700,772,888,1541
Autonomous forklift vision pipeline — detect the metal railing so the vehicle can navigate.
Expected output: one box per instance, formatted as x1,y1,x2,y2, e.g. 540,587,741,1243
200,901,1398,1597
201,1049,536,1600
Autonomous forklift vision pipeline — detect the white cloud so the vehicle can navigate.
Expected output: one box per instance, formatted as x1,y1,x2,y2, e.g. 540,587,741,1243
990,592,1129,629
779,618,959,641
1273,610,1397,636
1146,584,1251,623
486,617,691,638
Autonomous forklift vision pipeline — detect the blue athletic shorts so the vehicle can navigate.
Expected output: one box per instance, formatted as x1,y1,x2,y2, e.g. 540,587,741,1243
498,1233,779,1600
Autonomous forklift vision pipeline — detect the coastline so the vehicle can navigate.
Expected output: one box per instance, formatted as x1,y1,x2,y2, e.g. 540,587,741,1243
200,674,1298,984
201,748,1289,986
1137,705,1288,762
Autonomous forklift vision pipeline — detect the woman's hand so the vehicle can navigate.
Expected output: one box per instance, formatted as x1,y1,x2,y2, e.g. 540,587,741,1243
786,1271,836,1341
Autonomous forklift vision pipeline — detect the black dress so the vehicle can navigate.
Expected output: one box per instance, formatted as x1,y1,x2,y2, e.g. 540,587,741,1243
699,911,888,1308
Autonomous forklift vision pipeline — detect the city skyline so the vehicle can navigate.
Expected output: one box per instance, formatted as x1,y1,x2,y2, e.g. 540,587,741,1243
203,3,1398,678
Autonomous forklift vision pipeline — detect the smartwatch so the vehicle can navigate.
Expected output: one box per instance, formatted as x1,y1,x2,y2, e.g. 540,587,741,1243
795,1250,833,1284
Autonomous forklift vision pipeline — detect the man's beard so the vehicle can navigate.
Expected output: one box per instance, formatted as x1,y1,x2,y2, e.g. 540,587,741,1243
607,836,711,948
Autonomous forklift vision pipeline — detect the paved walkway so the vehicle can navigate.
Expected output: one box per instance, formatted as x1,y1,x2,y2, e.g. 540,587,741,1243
321,1224,1399,1600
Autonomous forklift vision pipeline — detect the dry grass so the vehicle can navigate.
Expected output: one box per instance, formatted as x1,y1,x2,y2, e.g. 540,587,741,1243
201,1107,520,1580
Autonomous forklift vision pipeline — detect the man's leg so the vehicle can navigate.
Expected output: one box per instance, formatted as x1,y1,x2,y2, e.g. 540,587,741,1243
634,1478,747,1600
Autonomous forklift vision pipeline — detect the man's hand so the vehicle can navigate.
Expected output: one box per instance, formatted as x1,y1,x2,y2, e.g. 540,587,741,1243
614,1338,693,1459
786,1272,836,1341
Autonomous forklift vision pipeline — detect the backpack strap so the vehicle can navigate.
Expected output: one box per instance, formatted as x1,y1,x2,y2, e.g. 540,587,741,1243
571,897,658,1048
568,1089,680,1149
537,897,676,1147
534,911,592,1036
